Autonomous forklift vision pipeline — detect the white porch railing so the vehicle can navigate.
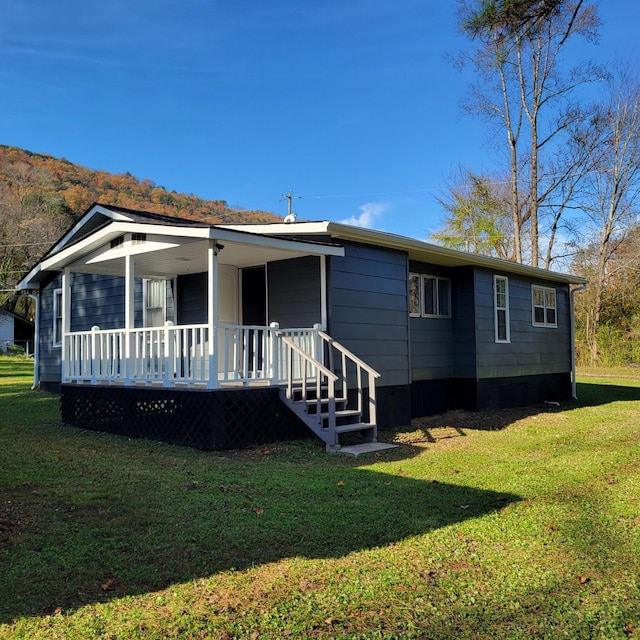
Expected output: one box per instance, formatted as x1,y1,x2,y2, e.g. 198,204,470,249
62,323,322,388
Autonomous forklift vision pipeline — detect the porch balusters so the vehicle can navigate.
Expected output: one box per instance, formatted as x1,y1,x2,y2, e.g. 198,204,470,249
63,324,327,389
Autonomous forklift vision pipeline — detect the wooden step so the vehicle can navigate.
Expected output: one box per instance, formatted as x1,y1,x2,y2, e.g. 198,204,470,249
335,422,376,434
292,399,348,414
292,388,332,401
331,409,361,419
320,409,361,421
296,397,347,406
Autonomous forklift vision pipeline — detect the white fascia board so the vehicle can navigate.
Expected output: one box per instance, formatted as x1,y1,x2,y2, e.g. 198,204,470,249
222,220,585,285
17,264,42,290
20,220,343,288
219,221,331,235
46,220,342,262
324,222,586,285
207,225,343,256
18,205,126,287
46,204,134,256
40,222,209,272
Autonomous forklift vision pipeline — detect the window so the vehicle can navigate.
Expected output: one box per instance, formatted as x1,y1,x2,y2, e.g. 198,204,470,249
53,288,63,347
144,279,166,327
532,285,557,327
423,276,451,317
409,273,451,318
494,275,510,343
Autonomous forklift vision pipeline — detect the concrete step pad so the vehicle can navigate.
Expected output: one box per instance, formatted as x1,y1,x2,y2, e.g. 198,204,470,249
330,442,399,457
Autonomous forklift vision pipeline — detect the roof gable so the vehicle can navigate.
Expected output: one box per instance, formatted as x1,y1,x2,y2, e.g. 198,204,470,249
17,205,344,288
52,203,208,255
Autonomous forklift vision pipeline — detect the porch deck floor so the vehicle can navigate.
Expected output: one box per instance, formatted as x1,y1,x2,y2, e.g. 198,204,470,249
71,378,274,389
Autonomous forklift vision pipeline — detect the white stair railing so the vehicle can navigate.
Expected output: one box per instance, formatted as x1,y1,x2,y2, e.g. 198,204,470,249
278,334,339,436
317,331,381,427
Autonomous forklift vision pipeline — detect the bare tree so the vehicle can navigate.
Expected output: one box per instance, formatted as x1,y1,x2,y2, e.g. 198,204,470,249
456,0,601,266
573,69,640,364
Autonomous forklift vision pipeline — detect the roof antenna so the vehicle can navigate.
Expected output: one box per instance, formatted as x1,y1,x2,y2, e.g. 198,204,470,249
282,190,299,223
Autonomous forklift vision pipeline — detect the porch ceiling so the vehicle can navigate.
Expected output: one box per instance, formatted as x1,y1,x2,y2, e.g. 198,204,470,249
70,235,335,279
19,220,344,287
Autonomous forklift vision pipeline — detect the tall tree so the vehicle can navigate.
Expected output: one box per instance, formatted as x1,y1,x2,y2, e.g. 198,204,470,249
456,0,601,266
572,69,640,365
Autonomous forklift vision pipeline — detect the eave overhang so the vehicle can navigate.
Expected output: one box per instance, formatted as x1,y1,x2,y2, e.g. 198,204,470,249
220,221,587,286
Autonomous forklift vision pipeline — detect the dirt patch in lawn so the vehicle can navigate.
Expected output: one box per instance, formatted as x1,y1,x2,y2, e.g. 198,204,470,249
381,405,559,447
0,487,36,543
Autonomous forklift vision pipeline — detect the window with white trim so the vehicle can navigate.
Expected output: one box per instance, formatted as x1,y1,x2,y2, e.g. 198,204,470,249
532,285,557,327
494,275,510,343
53,288,63,347
409,273,451,318
423,275,451,317
144,279,166,327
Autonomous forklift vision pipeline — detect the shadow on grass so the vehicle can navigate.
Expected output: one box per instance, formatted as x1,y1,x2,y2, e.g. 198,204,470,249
0,449,519,623
575,379,640,407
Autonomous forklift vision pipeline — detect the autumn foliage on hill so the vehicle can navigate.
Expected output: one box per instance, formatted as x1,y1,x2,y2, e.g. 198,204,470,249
0,144,280,225
0,145,281,309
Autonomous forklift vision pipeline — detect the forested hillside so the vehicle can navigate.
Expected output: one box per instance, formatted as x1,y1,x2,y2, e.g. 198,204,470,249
0,145,281,312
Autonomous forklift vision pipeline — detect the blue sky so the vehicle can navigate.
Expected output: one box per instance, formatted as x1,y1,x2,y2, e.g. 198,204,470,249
1,1,637,239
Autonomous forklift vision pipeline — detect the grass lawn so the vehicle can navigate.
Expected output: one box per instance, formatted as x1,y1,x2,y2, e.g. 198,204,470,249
1,357,639,639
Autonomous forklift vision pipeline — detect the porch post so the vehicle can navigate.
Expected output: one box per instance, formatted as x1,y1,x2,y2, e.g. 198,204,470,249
207,240,220,389
124,254,135,384
320,255,328,330
62,267,72,381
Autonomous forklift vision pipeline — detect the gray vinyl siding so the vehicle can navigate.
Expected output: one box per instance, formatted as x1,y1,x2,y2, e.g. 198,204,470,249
39,275,62,384
409,262,455,381
474,269,571,379
177,272,207,324
328,243,409,387
177,259,323,329
69,274,132,331
267,257,322,328
452,267,477,378
39,273,143,384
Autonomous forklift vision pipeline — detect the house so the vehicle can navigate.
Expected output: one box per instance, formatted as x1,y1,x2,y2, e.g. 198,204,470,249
0,308,35,355
18,203,586,451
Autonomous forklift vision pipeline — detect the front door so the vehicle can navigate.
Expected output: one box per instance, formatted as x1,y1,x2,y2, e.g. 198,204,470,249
241,265,266,325
219,265,239,325
241,266,267,374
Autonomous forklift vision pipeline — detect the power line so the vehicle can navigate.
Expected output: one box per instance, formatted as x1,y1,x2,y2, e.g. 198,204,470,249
272,167,626,208
0,241,51,247
302,187,441,200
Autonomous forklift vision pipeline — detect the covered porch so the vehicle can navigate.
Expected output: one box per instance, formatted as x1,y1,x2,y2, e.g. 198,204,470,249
48,217,343,389
28,209,380,449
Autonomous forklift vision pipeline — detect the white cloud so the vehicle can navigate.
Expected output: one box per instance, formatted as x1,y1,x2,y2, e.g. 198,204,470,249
340,202,388,229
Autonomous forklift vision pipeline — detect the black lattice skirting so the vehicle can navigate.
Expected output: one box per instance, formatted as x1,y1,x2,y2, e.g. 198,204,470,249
60,384,310,450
